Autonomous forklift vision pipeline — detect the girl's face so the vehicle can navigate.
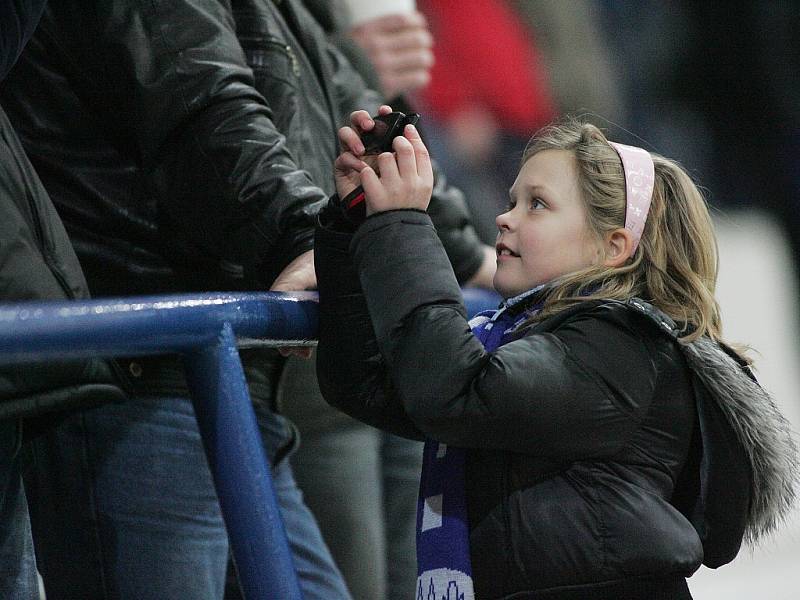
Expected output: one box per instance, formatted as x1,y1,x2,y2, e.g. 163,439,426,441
493,149,600,298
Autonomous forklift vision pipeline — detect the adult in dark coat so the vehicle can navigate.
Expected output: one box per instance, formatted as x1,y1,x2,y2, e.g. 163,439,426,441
1,1,490,598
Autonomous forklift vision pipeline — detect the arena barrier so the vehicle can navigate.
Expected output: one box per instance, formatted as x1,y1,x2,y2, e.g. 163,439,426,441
0,288,500,599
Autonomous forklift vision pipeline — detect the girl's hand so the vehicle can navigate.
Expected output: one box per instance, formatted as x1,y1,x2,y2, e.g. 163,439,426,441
361,123,433,215
334,105,393,199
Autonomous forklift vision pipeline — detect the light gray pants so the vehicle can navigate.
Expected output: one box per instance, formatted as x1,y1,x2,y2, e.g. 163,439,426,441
278,355,423,600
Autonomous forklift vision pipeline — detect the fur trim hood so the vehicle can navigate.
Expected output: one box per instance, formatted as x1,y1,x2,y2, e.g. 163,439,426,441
627,298,799,565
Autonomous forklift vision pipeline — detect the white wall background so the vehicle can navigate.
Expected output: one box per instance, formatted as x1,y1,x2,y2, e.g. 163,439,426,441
688,210,800,600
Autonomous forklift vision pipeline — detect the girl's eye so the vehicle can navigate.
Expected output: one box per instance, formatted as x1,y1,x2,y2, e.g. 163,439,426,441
529,197,545,210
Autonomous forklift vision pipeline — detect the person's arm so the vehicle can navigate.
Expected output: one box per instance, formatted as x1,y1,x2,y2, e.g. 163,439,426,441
351,210,658,459
321,19,491,285
61,0,325,286
333,125,656,458
314,221,425,440
314,109,431,437
425,164,493,285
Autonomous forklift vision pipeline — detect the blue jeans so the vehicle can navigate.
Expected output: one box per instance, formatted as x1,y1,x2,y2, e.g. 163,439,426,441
0,420,38,600
25,394,351,600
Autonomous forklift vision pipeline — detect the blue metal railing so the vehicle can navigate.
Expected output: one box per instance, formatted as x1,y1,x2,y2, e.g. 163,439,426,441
0,288,499,599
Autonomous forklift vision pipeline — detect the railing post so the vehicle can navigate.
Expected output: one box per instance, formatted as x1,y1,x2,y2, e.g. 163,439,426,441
183,322,302,600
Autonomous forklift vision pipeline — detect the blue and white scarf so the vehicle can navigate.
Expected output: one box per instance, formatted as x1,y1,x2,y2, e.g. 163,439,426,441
415,285,547,599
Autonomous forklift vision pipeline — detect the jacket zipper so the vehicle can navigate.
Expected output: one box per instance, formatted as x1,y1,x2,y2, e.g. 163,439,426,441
285,44,300,77
240,37,300,78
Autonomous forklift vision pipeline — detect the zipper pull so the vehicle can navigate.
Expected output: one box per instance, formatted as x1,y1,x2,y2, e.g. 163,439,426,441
285,45,300,77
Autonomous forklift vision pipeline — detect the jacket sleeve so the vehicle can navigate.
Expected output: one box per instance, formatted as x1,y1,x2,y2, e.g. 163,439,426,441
426,162,485,283
63,0,325,285
350,210,659,459
314,220,424,441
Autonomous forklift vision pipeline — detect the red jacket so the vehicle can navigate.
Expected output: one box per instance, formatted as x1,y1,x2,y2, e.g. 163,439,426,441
418,0,555,135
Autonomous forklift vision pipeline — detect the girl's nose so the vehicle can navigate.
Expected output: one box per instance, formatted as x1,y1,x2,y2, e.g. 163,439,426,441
496,209,513,232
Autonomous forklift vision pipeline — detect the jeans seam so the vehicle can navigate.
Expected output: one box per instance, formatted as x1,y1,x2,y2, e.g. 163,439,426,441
77,411,110,598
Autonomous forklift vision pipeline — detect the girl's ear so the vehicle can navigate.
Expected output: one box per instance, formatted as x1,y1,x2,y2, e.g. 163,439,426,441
603,228,635,267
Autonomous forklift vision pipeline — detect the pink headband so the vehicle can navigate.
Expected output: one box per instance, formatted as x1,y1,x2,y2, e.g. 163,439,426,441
608,141,654,253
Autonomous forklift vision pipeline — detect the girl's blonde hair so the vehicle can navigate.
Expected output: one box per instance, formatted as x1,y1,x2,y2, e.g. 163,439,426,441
524,118,721,343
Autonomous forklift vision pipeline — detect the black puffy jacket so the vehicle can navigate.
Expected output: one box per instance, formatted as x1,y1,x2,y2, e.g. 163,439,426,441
0,0,124,427
1,0,484,297
315,210,797,599
0,105,124,426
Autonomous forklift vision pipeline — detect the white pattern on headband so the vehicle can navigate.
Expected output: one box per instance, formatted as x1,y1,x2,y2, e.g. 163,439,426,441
608,141,654,253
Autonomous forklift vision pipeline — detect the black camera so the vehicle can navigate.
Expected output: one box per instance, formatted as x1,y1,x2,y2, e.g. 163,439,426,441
360,111,420,155
322,111,421,229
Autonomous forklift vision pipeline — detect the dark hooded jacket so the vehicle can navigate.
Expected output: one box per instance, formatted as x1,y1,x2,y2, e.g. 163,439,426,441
315,210,798,599
0,0,124,427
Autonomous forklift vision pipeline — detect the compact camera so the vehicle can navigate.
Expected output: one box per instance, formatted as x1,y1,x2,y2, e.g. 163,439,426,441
360,110,420,155
322,111,422,229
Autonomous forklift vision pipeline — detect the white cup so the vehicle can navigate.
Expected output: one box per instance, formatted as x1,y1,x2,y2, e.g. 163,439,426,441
344,0,417,26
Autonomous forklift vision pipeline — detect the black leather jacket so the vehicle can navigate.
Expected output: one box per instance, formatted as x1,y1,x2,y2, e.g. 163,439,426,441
1,0,484,297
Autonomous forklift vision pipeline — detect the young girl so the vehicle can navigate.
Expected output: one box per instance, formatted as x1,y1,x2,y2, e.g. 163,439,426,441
314,111,798,599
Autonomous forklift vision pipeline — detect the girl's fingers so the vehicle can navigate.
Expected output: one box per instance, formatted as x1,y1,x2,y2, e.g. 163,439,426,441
338,126,365,155
392,135,417,178
350,106,393,132
404,124,433,183
335,151,368,173
376,151,399,182
360,166,383,205
343,106,395,154
348,110,374,133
